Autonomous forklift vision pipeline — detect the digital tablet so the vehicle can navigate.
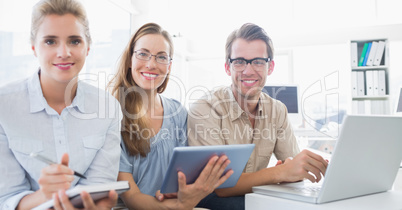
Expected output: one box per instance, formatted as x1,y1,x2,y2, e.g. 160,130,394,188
160,144,255,194
32,181,130,210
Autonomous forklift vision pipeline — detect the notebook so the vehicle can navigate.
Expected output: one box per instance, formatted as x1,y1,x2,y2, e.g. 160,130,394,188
160,144,255,193
252,115,402,204
32,181,130,210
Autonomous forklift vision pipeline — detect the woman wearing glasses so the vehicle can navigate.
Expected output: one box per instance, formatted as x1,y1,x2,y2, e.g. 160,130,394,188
110,23,233,209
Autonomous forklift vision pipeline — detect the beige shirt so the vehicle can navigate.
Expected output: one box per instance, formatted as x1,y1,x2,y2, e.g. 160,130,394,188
188,86,300,173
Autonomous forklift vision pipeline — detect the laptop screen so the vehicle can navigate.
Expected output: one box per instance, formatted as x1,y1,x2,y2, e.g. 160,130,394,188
397,87,402,113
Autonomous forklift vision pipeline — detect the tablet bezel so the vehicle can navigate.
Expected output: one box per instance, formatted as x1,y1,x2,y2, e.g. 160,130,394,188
160,144,255,194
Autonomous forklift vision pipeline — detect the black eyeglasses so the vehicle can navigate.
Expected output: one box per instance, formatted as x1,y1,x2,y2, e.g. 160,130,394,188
229,57,271,71
134,50,172,65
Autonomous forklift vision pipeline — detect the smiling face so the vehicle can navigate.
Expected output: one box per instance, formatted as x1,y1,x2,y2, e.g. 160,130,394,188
131,34,172,91
32,13,90,85
225,38,274,100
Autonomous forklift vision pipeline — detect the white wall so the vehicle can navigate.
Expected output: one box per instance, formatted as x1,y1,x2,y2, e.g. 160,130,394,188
128,0,402,111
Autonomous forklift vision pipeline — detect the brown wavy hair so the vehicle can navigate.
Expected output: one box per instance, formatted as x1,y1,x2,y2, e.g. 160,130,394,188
110,23,174,157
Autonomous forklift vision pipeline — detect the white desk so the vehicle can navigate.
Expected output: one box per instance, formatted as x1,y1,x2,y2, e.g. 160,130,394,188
246,168,402,210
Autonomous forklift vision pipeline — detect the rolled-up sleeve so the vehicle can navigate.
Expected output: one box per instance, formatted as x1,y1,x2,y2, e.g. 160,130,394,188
273,105,300,160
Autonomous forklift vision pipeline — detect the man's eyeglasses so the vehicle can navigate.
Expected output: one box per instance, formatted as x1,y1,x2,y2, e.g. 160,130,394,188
229,57,271,71
134,50,172,65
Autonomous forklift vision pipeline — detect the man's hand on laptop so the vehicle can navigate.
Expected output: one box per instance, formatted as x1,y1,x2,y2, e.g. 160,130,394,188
279,150,328,183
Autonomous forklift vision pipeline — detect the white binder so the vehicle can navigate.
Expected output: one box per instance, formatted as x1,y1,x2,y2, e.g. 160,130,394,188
373,41,385,66
365,100,372,114
365,41,378,66
378,70,386,95
358,100,365,114
372,70,379,96
351,42,358,67
357,71,365,96
365,71,374,96
351,71,358,97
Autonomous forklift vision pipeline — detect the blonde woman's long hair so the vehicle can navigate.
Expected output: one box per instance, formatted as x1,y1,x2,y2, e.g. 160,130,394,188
110,23,174,157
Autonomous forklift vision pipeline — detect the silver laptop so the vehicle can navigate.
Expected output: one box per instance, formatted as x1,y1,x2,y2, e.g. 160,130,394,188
394,87,402,167
394,86,402,116
252,115,402,204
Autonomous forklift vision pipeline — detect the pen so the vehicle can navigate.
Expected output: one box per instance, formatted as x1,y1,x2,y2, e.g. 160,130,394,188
30,152,87,179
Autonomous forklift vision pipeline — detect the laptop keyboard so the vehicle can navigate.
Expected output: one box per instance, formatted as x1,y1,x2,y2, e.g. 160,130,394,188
291,185,321,195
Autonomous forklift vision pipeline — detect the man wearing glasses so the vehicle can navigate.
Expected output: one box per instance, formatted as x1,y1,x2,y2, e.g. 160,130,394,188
188,23,328,210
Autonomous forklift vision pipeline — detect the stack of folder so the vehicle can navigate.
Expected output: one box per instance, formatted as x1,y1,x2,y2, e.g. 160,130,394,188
350,41,386,67
351,70,386,97
352,99,389,115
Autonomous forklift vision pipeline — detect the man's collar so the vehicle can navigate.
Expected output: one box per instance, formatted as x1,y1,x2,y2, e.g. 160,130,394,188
226,87,266,121
226,88,244,120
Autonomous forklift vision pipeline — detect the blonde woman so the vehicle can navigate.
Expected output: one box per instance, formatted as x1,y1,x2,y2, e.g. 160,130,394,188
110,23,233,209
0,0,121,209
